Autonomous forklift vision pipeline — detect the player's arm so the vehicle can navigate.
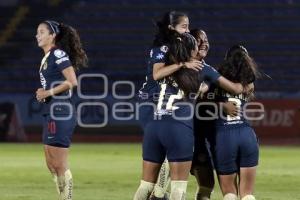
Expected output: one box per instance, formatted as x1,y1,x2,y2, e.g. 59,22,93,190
36,66,77,101
217,76,244,94
50,66,78,95
153,60,202,81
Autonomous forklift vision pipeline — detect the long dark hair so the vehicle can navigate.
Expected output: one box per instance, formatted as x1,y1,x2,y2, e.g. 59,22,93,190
165,33,202,97
218,45,260,86
42,20,88,70
152,11,188,47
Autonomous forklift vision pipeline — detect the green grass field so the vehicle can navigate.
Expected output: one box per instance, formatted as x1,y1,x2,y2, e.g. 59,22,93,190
0,143,299,200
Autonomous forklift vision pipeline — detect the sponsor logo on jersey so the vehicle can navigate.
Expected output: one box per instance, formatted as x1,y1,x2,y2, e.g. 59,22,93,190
39,72,47,89
56,57,69,65
54,49,66,58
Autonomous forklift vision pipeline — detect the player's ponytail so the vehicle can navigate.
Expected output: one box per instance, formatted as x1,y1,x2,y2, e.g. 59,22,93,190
219,45,260,86
166,33,202,97
153,11,188,47
55,23,88,70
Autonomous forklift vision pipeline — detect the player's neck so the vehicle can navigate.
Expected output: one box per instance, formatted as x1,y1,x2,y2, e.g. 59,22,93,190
43,45,56,54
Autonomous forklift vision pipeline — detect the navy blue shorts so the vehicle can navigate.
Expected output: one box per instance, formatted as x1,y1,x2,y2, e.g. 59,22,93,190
211,126,259,175
143,119,194,163
42,114,76,148
192,119,216,170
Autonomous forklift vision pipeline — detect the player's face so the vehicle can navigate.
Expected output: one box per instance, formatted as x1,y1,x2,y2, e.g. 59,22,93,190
196,31,209,60
173,16,190,34
36,23,55,49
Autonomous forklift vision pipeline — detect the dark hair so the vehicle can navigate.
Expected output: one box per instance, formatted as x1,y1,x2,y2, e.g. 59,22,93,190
152,11,188,47
165,33,197,65
219,45,259,86
166,33,202,96
190,28,204,41
42,21,88,70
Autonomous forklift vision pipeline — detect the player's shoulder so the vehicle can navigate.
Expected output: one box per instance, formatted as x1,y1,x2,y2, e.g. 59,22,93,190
51,48,68,59
203,62,215,70
150,45,168,57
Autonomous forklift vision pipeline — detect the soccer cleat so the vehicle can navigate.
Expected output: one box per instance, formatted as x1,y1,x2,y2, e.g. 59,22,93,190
58,169,73,200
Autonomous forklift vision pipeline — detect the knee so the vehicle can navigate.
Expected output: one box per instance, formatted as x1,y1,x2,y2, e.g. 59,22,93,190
51,159,67,173
223,193,238,200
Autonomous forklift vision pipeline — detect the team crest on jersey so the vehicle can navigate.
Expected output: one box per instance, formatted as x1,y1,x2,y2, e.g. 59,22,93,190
54,49,66,58
42,62,48,70
160,45,168,53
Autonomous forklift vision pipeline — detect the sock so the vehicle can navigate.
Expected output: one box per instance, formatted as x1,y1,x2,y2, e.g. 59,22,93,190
241,195,256,200
170,180,187,200
195,186,212,200
133,180,155,200
57,169,73,200
223,193,238,200
51,172,60,194
152,160,170,198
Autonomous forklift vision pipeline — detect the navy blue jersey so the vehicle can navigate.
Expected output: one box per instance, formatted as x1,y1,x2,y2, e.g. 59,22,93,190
138,45,196,128
214,87,250,128
39,48,74,115
139,45,168,97
194,63,220,135
201,62,220,85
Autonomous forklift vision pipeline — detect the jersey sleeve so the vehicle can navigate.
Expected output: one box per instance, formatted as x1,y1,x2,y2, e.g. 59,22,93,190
53,49,72,71
202,64,221,84
149,45,168,64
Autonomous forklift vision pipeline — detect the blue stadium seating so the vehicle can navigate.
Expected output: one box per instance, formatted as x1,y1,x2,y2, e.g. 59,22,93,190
0,1,299,96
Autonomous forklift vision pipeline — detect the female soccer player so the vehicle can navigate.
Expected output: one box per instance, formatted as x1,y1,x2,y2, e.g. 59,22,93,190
35,20,87,200
136,11,202,200
135,28,205,199
152,28,245,200
211,45,259,200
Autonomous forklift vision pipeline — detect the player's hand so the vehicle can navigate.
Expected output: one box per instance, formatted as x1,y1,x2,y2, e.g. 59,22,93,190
183,60,203,71
223,101,239,117
36,88,50,102
243,83,254,95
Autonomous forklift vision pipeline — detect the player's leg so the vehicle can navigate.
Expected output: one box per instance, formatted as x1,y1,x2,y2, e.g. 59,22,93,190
42,115,74,199
239,127,259,199
134,161,162,200
218,174,238,198
46,145,72,200
164,122,194,200
169,161,192,200
134,121,166,200
211,128,239,199
44,146,59,194
191,165,214,200
191,135,215,200
150,159,171,199
239,167,256,200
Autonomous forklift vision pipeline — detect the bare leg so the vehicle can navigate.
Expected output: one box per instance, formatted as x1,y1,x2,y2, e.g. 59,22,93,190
169,161,192,200
239,167,256,198
134,160,162,200
218,173,238,196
